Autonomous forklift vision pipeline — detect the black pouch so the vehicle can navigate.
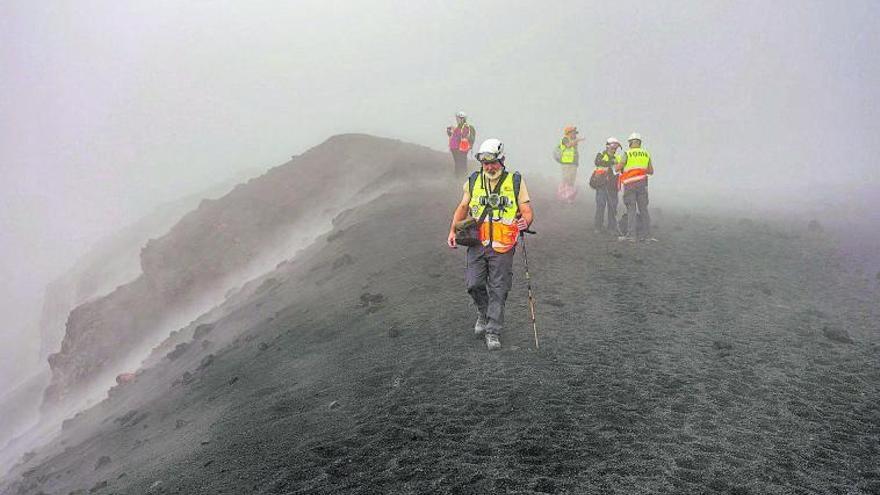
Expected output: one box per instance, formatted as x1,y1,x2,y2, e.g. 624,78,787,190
454,217,481,246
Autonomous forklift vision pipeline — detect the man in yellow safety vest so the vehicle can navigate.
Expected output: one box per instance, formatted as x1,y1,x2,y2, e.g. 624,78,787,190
615,132,656,242
447,138,534,351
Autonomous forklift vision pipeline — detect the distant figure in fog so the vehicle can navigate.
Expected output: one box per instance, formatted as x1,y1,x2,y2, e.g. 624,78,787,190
590,137,622,234
554,125,583,203
615,132,655,242
447,111,475,178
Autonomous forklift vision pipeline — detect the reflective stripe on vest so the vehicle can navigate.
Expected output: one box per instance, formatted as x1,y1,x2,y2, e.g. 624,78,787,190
558,139,577,164
468,172,519,253
621,148,650,186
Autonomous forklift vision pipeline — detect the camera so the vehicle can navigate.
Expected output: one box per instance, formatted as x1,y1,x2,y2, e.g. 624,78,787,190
479,194,510,209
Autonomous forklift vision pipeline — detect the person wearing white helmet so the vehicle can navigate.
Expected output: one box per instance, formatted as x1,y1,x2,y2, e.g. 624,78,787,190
446,111,476,177
589,137,623,234
447,138,534,351
615,132,655,242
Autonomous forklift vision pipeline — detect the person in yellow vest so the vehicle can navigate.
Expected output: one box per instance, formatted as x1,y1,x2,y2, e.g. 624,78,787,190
554,125,583,203
615,132,656,242
590,137,622,234
446,111,476,177
447,138,534,351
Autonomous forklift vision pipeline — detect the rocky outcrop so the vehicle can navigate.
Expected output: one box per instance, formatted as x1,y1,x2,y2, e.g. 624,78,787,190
43,134,444,410
37,168,260,362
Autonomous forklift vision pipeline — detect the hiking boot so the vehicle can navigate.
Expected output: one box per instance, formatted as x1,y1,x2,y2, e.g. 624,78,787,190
474,316,487,336
485,333,501,351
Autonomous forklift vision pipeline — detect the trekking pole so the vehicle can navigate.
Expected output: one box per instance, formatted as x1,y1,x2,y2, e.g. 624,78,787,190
519,229,539,349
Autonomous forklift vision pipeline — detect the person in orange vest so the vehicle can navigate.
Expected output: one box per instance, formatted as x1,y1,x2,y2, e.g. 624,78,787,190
447,138,534,351
446,111,476,177
553,125,583,203
615,132,656,242
590,137,622,234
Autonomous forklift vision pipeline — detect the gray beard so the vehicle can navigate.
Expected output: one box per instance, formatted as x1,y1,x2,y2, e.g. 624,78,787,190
484,169,503,180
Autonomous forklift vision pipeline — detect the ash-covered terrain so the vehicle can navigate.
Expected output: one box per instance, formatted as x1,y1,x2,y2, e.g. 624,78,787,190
2,135,878,495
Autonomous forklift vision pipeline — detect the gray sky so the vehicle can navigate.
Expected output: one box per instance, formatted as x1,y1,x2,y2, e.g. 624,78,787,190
2,0,878,384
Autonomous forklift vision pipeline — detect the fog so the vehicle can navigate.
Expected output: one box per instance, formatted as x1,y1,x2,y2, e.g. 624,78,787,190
1,0,878,392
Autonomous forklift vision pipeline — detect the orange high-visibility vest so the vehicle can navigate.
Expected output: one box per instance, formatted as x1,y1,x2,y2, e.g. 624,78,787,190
468,172,520,253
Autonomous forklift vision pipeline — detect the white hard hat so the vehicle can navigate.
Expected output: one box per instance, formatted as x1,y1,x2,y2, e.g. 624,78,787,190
628,132,642,142
475,138,504,163
456,111,467,119
606,137,621,146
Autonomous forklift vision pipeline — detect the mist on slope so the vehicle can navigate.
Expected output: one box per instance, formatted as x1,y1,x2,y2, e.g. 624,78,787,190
1,0,878,403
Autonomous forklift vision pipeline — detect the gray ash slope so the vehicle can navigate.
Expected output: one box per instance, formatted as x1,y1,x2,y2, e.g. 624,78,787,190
4,138,879,494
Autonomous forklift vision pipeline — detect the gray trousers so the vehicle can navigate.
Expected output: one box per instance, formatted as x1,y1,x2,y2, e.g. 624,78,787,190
622,180,650,239
595,187,619,232
465,244,515,335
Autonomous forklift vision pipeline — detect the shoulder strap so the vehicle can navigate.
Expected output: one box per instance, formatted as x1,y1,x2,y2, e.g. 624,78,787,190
468,171,480,197
512,171,521,206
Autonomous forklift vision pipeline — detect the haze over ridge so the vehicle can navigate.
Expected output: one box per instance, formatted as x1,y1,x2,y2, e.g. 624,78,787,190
2,0,878,393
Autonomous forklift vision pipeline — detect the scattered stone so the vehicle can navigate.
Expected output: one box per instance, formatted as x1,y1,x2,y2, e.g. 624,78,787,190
175,419,190,429
332,254,354,270
227,376,240,385
822,326,853,344
328,401,340,410
387,326,400,338
94,456,111,470
201,439,211,445
193,323,215,340
198,354,215,370
166,342,190,361
89,480,108,493
807,219,823,233
258,342,270,351
115,372,136,385
22,451,36,463
117,472,127,479
712,340,733,351
203,459,214,467
147,480,162,493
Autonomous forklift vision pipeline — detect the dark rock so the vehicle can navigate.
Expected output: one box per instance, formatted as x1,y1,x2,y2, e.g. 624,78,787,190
89,480,108,493
258,342,270,351
823,326,853,344
193,323,214,340
332,254,354,270
175,419,189,429
165,342,189,361
94,456,111,470
198,354,215,370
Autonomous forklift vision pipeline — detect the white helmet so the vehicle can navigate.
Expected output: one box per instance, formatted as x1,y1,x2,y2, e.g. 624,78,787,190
476,138,504,163
628,132,642,142
606,137,621,147
455,111,467,119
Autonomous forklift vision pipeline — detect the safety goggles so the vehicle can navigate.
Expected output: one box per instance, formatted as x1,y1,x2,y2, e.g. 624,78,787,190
476,152,501,163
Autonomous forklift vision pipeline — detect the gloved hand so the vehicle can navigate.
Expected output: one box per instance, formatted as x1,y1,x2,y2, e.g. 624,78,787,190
515,218,529,231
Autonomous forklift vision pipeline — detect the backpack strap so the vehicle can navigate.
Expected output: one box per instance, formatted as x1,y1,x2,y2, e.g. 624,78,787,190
512,171,522,206
468,171,480,197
